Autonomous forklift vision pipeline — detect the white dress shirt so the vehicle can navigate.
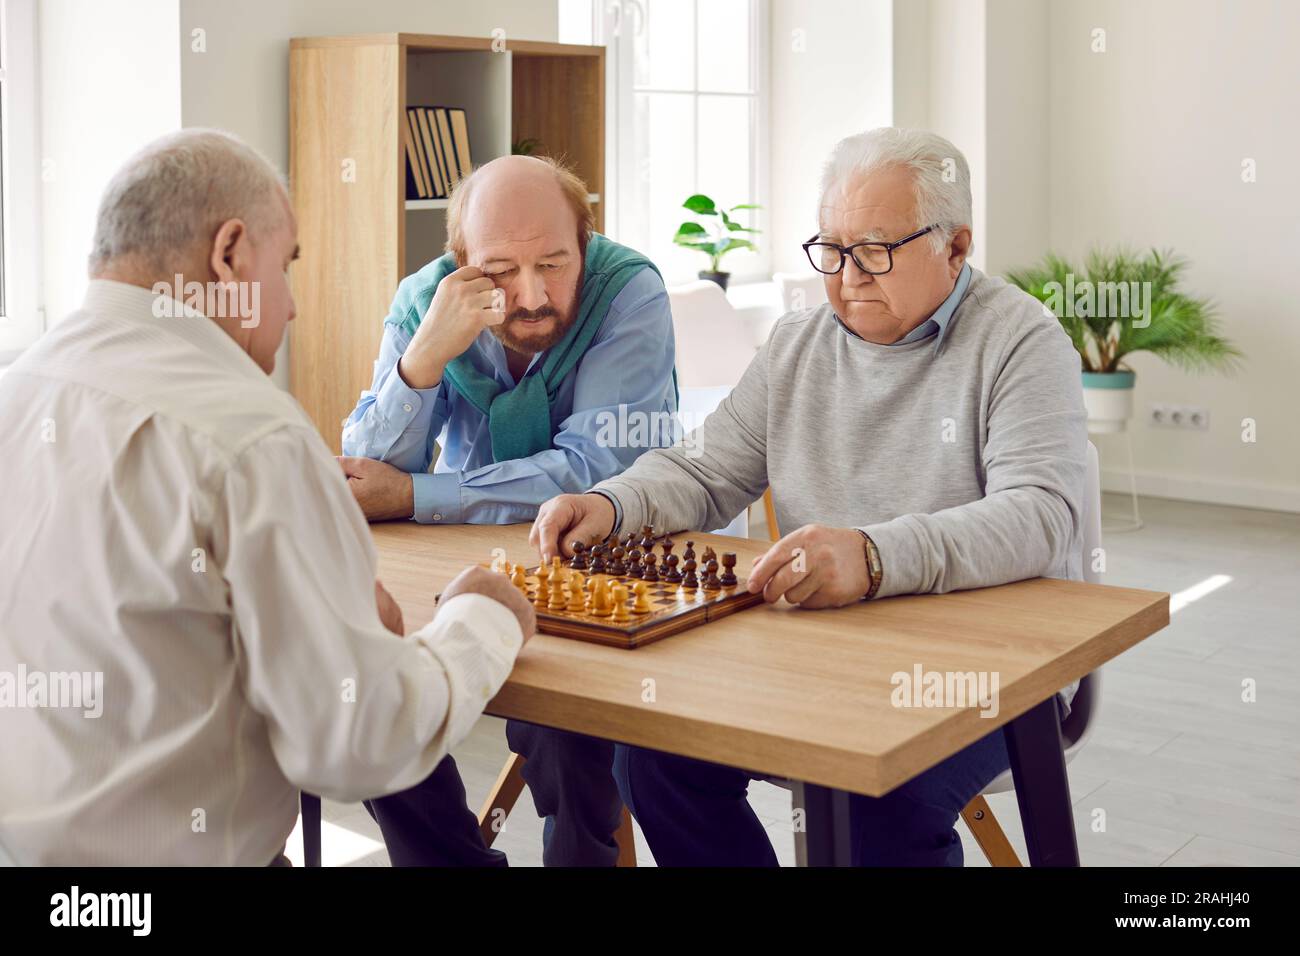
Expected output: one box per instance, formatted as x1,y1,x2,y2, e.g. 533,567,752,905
0,280,522,865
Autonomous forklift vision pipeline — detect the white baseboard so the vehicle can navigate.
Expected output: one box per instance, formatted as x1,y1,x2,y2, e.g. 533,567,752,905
1100,468,1300,514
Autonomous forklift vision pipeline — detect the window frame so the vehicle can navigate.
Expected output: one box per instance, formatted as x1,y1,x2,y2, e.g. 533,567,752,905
0,0,43,360
571,0,771,286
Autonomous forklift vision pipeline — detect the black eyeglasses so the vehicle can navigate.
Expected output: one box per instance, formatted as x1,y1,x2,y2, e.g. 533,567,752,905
802,223,940,276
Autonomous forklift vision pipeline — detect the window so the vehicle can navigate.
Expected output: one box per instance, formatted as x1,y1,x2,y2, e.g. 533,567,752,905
0,0,41,359
562,0,770,286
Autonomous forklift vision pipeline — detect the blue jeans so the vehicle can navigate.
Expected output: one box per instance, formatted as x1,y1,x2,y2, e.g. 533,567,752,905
613,697,1063,866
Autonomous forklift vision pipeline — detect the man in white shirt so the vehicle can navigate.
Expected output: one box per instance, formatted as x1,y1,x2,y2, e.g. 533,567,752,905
0,128,534,865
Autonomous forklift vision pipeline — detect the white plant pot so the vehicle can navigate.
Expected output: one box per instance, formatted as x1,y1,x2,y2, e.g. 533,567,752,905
1082,371,1135,433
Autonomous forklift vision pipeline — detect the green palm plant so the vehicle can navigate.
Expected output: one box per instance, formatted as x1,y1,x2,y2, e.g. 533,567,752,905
672,194,762,273
1005,247,1240,374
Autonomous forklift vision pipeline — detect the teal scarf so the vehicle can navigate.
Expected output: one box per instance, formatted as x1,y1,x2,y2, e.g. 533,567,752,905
386,233,673,462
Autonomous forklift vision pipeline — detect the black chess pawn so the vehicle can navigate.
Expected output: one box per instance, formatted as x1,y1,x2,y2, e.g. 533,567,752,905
569,540,589,570
642,553,659,583
626,548,643,578
702,558,721,590
589,545,607,574
681,558,699,589
720,552,738,587
683,541,696,563
609,545,626,575
660,538,674,561
663,553,681,584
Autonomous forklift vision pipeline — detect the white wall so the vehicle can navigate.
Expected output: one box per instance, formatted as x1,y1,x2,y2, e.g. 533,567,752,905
39,0,182,328
768,0,894,274
1047,0,1300,510
177,0,556,387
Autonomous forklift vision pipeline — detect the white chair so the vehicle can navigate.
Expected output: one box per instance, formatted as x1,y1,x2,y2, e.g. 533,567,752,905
959,440,1104,865
665,280,765,538
773,270,828,317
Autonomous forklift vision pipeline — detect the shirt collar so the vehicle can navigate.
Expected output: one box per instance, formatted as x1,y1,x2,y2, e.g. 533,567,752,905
80,278,269,383
832,261,972,353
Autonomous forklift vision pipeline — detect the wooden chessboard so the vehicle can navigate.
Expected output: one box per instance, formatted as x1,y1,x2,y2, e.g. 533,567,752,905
519,565,765,649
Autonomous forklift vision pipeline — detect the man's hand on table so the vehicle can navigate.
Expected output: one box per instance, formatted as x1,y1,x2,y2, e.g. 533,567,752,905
530,493,617,564
339,456,415,521
748,524,872,609
440,566,536,643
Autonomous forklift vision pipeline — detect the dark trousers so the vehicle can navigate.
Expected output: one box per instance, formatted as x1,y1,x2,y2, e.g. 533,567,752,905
612,700,1063,866
364,721,624,866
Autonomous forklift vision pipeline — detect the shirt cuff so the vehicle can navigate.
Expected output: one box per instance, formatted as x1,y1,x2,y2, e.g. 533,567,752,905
375,364,440,431
412,472,463,524
856,517,925,599
589,479,642,535
409,592,524,745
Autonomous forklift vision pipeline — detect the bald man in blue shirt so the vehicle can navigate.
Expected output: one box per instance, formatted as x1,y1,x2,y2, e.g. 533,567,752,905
338,155,677,867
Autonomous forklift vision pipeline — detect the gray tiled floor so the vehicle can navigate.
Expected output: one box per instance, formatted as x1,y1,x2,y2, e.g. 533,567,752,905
311,494,1300,867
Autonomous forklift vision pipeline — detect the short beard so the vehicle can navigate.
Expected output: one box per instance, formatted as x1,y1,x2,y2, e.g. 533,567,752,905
490,274,582,355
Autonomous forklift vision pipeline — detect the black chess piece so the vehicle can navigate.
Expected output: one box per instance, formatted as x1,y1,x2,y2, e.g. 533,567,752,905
660,538,674,561
720,552,738,587
642,553,659,583
702,558,721,590
626,548,643,578
569,540,588,570
589,545,607,575
681,558,699,589
683,541,696,563
663,553,681,584
609,545,626,576
702,546,717,564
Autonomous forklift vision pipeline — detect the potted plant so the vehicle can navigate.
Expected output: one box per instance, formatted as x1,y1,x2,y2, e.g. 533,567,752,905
1005,248,1239,432
672,193,761,291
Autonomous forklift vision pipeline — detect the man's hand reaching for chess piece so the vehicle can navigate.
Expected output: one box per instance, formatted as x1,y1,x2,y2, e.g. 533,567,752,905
747,524,875,610
531,493,617,564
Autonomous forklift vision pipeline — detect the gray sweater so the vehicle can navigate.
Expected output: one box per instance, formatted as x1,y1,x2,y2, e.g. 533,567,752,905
593,266,1088,715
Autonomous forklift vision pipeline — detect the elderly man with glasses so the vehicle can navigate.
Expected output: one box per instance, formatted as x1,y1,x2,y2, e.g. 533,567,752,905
530,127,1088,867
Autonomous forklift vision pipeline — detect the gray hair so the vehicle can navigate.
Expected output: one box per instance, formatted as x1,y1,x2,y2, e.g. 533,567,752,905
817,127,972,254
89,128,287,272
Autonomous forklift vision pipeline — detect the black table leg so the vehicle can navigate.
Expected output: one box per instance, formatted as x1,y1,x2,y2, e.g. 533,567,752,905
801,783,853,866
1004,696,1079,866
301,792,322,867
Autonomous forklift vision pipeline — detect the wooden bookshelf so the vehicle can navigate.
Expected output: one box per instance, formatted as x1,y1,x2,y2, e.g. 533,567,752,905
288,33,606,452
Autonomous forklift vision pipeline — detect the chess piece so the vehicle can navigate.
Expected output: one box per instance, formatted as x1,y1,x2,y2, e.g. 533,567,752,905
626,548,643,578
681,558,699,589
720,552,738,587
642,553,659,583
567,573,586,611
702,546,717,564
589,545,607,575
534,572,551,608
609,546,626,576
591,580,612,617
611,585,630,621
632,581,652,613
702,558,721,590
569,540,588,570
683,541,696,563
660,538,674,561
663,553,681,584
549,570,568,610
511,565,527,593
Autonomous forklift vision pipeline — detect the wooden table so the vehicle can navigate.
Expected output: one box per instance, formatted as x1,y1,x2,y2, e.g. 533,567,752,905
374,522,1170,866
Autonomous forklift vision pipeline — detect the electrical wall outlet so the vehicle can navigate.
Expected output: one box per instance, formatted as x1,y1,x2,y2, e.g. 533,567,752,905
1149,403,1210,430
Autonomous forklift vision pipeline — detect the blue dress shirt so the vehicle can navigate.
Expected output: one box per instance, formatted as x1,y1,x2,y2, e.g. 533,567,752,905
343,266,678,524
